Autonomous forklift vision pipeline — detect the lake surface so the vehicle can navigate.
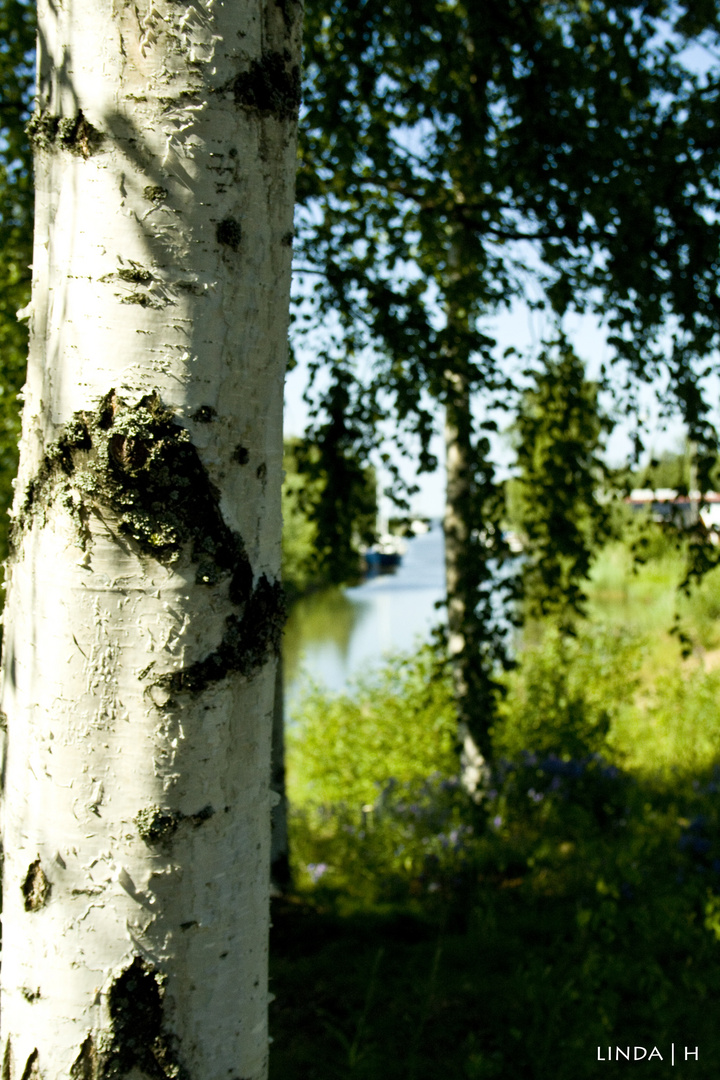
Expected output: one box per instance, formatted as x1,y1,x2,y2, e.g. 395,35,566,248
283,523,446,711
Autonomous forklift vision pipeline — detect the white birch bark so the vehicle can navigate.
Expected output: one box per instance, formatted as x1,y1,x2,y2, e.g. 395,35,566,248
0,2,302,1078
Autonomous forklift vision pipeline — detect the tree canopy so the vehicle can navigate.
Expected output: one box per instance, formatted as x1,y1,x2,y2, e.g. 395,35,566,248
293,0,720,757
296,0,720,475
512,342,612,627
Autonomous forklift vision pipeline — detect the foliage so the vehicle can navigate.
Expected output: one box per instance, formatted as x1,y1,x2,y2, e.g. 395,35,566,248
281,437,377,599
587,532,720,665
511,344,613,626
634,444,694,492
275,580,720,1077
492,623,640,762
299,0,720,413
282,438,326,598
276,749,720,1079
290,774,477,906
617,665,720,776
285,534,720,902
0,0,34,573
287,644,456,811
296,0,720,737
293,429,377,588
271,854,720,1079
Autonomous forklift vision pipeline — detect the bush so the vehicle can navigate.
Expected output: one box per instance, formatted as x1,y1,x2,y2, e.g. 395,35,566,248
287,644,457,810
632,666,720,775
492,623,641,762
290,773,479,905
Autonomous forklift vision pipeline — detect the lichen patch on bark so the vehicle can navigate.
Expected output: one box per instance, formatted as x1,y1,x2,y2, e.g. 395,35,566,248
226,52,301,121
116,266,153,285
135,804,215,845
156,574,285,697
143,185,168,205
26,109,102,157
101,957,184,1080
12,389,286,708
12,390,253,602
21,860,51,912
135,807,183,845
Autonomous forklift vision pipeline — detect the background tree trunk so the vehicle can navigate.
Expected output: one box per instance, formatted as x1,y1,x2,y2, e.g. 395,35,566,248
443,371,493,790
0,2,301,1078
442,246,507,789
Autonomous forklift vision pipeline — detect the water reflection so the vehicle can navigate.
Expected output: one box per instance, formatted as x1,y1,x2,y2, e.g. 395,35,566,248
283,524,445,710
282,587,371,689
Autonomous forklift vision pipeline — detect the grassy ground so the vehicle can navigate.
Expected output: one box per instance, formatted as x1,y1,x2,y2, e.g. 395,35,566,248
270,878,720,1079
587,540,720,774
269,537,720,1078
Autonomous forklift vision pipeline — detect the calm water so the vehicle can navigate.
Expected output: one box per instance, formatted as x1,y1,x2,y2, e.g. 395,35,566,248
283,523,446,711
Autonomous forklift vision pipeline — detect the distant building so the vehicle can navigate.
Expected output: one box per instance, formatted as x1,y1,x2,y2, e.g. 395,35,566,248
627,489,720,538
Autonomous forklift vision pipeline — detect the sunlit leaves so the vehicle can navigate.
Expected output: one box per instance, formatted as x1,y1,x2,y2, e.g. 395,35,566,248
513,343,612,627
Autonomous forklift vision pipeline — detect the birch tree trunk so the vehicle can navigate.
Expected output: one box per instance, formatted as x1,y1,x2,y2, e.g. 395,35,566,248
0,2,302,1078
442,252,503,794
443,372,491,792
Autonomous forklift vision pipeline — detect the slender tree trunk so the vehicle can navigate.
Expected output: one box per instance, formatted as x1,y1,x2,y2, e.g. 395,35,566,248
0,2,301,1078
442,225,510,790
443,372,492,791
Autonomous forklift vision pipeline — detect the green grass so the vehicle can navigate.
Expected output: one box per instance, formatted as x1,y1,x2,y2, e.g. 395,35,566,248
270,534,720,1079
585,539,720,775
270,815,720,1079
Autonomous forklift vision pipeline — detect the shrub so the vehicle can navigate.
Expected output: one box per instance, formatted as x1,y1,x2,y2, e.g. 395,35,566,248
290,773,479,904
287,644,457,810
636,666,720,775
492,623,641,762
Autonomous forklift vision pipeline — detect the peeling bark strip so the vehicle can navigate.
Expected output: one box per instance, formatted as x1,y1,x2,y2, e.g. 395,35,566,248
69,1037,97,1080
21,860,51,912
